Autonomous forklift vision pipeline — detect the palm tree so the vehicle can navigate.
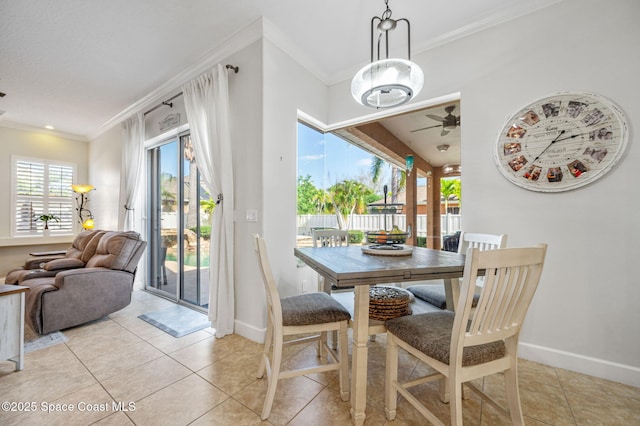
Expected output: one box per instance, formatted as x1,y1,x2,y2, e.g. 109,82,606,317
370,156,406,203
327,179,367,230
440,178,461,214
311,189,331,214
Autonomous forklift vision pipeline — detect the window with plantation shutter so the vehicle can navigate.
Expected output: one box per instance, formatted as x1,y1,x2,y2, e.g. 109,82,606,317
12,156,76,236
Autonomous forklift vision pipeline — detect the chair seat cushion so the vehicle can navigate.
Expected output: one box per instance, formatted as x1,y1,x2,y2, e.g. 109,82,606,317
386,311,505,366
407,284,479,310
281,293,351,326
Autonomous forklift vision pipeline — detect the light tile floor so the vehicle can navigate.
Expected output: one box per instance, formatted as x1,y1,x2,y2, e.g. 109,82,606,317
1,291,638,425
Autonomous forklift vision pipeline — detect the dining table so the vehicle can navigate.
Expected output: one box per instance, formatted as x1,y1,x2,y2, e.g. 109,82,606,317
294,244,468,426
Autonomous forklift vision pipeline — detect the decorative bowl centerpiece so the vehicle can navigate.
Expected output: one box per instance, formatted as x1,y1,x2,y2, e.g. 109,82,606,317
365,230,409,245
362,227,413,256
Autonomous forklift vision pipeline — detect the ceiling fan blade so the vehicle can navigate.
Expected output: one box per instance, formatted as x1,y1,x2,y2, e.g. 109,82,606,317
441,129,450,137
426,114,445,122
410,124,442,133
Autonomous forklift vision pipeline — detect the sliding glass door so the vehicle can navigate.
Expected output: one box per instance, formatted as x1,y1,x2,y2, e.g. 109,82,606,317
147,133,211,310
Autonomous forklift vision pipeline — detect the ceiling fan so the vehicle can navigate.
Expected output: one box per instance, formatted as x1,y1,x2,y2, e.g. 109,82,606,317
410,105,461,136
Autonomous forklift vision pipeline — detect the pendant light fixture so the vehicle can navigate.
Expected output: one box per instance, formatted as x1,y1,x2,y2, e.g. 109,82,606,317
351,0,424,109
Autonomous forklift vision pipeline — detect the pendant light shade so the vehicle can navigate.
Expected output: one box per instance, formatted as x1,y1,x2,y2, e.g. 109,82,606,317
351,59,424,108
351,0,424,108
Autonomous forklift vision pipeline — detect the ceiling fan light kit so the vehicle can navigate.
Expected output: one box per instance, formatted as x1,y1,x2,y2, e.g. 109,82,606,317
411,104,461,135
351,0,424,109
442,163,461,176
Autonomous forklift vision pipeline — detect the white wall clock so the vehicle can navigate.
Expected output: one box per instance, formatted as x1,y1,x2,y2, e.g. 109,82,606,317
494,91,628,192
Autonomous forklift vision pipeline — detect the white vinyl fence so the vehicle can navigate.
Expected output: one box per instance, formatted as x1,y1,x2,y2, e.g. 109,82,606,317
297,214,462,238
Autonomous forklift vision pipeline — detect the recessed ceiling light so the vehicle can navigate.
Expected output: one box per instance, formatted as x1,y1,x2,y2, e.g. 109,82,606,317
44,125,55,130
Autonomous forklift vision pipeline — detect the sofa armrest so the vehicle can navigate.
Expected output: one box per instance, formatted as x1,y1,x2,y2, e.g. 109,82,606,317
25,256,65,270
44,258,85,271
18,269,58,283
53,267,134,290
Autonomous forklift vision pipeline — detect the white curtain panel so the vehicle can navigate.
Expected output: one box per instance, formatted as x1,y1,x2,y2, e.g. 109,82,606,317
119,112,144,230
182,64,235,338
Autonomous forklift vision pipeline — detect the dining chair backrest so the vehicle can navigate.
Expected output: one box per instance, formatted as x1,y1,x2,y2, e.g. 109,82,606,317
312,229,349,248
454,244,547,352
456,232,507,254
253,234,283,330
384,243,548,424
253,234,351,420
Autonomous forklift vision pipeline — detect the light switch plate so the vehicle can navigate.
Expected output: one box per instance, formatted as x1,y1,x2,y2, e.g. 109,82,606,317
245,209,258,222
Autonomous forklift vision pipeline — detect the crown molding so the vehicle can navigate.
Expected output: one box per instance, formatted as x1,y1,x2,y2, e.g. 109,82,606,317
262,18,331,85
413,0,564,54
88,18,265,141
329,0,564,85
88,0,563,139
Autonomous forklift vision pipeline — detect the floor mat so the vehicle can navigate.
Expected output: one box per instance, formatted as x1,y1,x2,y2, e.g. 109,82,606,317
138,305,211,337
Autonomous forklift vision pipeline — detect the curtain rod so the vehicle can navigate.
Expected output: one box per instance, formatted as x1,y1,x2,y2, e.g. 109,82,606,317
144,64,239,116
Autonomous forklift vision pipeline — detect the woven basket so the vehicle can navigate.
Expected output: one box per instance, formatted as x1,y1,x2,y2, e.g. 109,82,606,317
369,286,412,321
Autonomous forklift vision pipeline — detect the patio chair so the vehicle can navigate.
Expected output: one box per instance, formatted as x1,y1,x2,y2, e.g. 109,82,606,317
254,234,351,420
385,244,547,425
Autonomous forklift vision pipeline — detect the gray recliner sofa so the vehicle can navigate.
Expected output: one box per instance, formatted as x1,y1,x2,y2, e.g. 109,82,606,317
6,230,146,334
5,229,105,284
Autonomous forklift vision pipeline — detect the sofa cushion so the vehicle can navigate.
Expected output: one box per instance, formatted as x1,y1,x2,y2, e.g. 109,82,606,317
44,257,85,271
65,229,105,262
85,231,142,272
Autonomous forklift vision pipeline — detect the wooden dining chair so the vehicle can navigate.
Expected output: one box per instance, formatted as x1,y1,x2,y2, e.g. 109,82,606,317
311,229,351,348
385,244,547,425
311,229,349,291
407,232,507,310
312,229,350,248
253,234,351,420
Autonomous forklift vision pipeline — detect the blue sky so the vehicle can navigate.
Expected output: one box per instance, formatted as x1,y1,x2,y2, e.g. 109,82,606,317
297,122,388,190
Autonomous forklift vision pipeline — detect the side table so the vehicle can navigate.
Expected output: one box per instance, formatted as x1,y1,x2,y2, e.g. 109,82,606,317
0,285,29,371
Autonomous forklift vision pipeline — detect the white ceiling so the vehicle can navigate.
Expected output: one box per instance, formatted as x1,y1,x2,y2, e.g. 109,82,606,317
0,0,560,141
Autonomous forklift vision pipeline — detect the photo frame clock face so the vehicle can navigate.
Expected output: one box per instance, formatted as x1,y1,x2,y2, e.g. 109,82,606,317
494,92,628,192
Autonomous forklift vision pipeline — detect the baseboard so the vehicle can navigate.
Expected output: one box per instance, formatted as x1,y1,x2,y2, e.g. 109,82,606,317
234,319,265,344
232,322,640,388
519,342,640,388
